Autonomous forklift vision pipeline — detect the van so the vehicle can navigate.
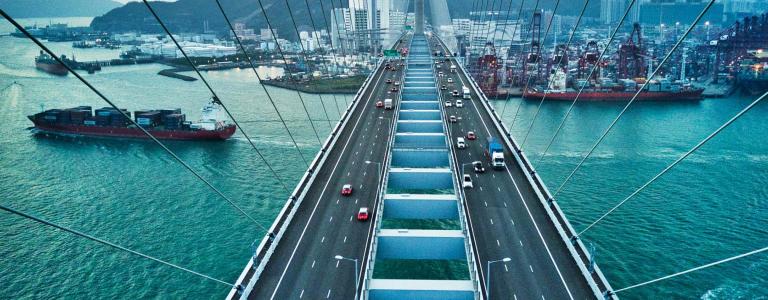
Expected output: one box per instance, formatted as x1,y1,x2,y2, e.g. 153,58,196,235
462,86,471,99
456,137,466,149
450,64,457,73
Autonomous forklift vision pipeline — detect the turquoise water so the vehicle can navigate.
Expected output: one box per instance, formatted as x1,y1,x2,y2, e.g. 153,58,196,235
2,18,767,299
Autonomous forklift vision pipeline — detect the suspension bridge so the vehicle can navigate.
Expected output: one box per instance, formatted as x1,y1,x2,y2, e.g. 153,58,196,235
1,0,767,299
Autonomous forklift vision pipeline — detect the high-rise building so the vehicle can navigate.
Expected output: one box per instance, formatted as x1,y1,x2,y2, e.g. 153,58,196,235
601,0,628,25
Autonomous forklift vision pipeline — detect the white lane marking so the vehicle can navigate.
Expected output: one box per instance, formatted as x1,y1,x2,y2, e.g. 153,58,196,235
321,236,325,243
363,172,367,176
347,172,351,176
511,218,515,225
514,294,518,300
326,289,331,298
490,218,494,225
468,152,472,157
349,215,353,222
493,174,495,178
542,295,546,300
352,161,355,165
479,186,483,191
356,151,358,155
504,166,575,299
311,260,316,268
496,240,500,247
329,216,333,223
519,240,523,247
359,184,363,189
269,63,387,300
336,260,340,268
498,187,501,192
355,199,358,204
484,201,488,207
504,264,509,272
503,202,508,207
300,289,305,298
336,199,340,204
530,265,534,273
344,236,348,243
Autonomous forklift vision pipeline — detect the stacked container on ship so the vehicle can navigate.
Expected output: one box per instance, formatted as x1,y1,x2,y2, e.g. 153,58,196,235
28,101,236,140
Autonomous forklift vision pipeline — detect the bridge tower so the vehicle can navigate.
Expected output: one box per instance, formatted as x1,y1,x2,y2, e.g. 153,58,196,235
415,0,424,34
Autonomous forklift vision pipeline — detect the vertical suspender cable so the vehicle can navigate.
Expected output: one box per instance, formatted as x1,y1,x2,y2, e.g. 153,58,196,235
577,90,768,237
519,0,590,148
0,204,235,288
553,0,716,197
142,0,310,168
0,9,268,229
536,0,637,165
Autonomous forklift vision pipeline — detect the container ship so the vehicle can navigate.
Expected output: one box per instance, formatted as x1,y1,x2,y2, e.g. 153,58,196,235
28,101,236,140
523,69,704,101
35,51,68,76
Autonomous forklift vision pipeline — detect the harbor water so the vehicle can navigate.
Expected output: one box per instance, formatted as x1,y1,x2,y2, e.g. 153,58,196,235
1,18,767,299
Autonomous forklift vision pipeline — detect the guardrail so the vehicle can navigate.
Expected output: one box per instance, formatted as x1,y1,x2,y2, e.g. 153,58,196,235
227,46,392,300
433,34,617,299
435,54,484,300
361,35,409,299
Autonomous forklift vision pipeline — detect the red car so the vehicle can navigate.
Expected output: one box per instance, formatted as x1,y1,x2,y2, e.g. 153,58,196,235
376,101,384,108
466,131,476,140
357,207,369,221
341,184,353,196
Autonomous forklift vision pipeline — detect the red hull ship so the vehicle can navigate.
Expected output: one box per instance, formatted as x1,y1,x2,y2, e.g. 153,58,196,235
35,51,68,76
523,89,704,101
29,102,236,141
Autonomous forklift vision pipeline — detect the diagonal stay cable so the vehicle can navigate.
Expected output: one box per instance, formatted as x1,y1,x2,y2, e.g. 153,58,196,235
142,0,311,169
613,245,768,294
466,0,479,55
489,0,516,45
553,0,716,197
302,0,349,123
310,0,349,125
509,0,560,128
327,0,352,112
283,0,335,133
499,0,540,118
519,0,590,148
249,0,333,147
577,90,768,237
536,0,637,165
0,204,235,287
1,9,267,229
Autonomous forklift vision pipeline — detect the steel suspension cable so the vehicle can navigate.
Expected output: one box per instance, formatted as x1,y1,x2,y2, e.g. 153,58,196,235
328,0,354,111
0,204,235,287
468,0,487,72
499,0,541,118
535,0,637,165
519,0,589,148
0,9,268,230
466,0,480,55
485,0,501,43
613,245,768,293
489,0,516,45
499,0,540,118
142,0,310,168
509,0,560,128
577,90,768,237
310,0,351,120
283,0,335,132
554,0,716,197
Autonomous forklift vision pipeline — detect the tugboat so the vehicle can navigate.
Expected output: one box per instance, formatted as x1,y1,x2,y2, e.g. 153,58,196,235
35,51,68,76
28,100,237,140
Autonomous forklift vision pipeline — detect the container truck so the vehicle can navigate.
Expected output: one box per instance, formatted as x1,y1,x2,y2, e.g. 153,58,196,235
485,137,505,169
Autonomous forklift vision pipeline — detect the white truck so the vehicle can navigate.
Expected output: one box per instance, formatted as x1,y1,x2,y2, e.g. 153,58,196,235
384,98,393,109
462,86,471,99
450,64,457,73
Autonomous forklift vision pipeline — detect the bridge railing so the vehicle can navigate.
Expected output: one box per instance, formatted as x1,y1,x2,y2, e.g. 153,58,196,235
227,53,390,299
434,34,617,299
435,57,484,300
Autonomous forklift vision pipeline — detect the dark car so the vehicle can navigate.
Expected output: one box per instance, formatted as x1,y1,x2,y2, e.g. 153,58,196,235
473,161,485,173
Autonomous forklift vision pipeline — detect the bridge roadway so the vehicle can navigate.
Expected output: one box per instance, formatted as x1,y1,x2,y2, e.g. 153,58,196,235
241,40,408,299
430,37,597,299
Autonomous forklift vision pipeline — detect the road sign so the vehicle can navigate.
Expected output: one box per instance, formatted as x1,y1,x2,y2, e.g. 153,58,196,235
405,25,413,30
383,50,399,57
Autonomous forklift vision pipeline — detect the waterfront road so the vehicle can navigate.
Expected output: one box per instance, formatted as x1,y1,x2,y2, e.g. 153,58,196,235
246,39,409,299
431,37,596,299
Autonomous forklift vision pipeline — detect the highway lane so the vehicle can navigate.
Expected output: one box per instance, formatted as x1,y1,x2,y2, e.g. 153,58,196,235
431,37,596,299
248,41,408,299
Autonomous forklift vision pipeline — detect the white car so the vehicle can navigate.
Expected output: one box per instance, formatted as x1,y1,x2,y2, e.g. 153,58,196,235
447,78,454,83
456,137,466,149
456,99,463,108
445,101,452,107
462,174,473,189
449,115,457,123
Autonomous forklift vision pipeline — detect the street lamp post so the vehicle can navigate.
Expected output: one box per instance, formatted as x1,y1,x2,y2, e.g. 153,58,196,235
335,255,360,300
486,257,511,300
365,160,382,179
705,21,711,41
